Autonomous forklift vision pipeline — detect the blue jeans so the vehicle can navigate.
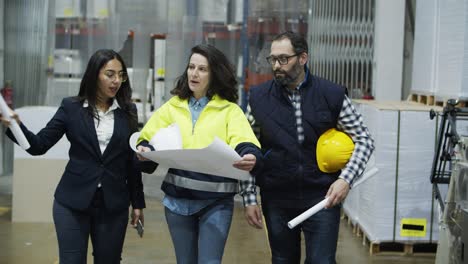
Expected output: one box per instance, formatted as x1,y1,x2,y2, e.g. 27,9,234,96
262,201,341,264
164,197,234,264
53,190,128,264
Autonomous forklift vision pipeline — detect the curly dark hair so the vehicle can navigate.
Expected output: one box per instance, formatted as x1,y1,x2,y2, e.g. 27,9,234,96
171,44,238,103
77,49,137,132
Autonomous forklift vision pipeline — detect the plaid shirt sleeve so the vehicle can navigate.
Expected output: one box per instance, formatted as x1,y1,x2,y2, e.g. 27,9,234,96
336,95,375,186
239,175,258,206
239,105,259,207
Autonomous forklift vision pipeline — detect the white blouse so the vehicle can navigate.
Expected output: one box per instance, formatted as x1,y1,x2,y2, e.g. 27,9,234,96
83,100,120,187
83,99,120,154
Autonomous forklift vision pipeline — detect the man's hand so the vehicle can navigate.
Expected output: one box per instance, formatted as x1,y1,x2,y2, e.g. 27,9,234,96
233,154,256,171
325,178,350,208
244,204,263,229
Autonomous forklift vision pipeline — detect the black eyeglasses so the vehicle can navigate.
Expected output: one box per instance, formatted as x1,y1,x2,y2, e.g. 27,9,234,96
104,70,128,83
266,54,299,65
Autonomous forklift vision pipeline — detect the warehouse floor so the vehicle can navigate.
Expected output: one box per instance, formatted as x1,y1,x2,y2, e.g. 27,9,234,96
0,174,436,264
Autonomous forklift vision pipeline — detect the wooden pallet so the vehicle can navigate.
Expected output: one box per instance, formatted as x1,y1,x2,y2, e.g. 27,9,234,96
407,93,468,107
341,211,363,238
341,211,437,255
407,93,436,106
367,241,437,255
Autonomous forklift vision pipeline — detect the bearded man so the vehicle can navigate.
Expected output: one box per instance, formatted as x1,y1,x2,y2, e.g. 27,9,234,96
240,31,374,264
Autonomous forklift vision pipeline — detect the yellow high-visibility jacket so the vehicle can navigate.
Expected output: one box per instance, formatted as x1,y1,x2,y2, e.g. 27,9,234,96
138,95,261,199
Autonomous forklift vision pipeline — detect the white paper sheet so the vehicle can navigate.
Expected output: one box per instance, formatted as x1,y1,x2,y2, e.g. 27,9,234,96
148,123,183,150
129,132,250,181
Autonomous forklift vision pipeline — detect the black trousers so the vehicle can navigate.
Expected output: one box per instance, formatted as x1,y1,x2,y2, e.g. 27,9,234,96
52,189,129,264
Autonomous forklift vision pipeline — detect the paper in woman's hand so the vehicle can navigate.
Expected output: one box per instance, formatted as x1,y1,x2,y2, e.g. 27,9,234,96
129,124,250,181
129,123,182,152
149,123,183,150
0,94,30,150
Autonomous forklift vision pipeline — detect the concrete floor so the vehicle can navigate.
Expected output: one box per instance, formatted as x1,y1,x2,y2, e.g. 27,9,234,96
0,174,436,264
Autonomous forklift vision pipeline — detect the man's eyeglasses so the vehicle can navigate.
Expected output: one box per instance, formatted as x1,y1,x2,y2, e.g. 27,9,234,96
266,54,300,65
104,70,128,83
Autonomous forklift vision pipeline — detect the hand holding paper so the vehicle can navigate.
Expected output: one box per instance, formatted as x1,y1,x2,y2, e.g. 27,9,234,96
0,94,30,150
136,124,182,162
129,124,251,181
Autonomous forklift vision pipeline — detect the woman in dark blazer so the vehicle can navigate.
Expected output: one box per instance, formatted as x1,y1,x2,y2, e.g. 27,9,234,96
1,49,145,263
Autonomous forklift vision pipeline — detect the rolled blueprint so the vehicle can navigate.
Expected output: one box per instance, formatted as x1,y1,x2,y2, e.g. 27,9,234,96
287,197,329,229
0,94,30,150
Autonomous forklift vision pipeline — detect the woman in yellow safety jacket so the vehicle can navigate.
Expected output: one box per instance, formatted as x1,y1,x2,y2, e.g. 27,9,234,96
137,44,263,264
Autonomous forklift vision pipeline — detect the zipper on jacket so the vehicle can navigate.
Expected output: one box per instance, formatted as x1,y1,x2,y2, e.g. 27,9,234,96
180,105,196,135
191,104,213,135
181,98,226,135
192,119,195,135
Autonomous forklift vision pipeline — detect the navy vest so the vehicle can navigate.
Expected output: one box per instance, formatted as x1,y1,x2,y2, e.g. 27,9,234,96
249,74,346,206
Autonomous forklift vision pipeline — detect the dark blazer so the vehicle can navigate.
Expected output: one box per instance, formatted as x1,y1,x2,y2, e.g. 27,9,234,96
7,97,145,212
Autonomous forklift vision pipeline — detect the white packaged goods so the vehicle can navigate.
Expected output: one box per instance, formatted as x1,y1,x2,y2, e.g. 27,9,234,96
46,78,81,107
411,0,438,95
344,100,442,243
411,0,468,99
53,49,82,75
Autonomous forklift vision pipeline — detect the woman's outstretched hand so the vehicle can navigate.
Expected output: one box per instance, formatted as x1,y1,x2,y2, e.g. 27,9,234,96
0,108,21,127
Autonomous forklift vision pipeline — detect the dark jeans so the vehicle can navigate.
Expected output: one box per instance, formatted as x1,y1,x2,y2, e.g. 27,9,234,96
52,189,129,264
164,197,234,264
262,201,341,264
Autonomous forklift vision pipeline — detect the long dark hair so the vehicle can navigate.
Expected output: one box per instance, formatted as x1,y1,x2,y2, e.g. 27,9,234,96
170,44,238,103
77,49,138,132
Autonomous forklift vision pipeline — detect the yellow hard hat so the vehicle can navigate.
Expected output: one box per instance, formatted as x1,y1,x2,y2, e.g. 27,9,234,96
316,128,355,173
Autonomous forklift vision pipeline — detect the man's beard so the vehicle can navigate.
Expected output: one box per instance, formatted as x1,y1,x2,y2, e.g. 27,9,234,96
273,62,302,87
